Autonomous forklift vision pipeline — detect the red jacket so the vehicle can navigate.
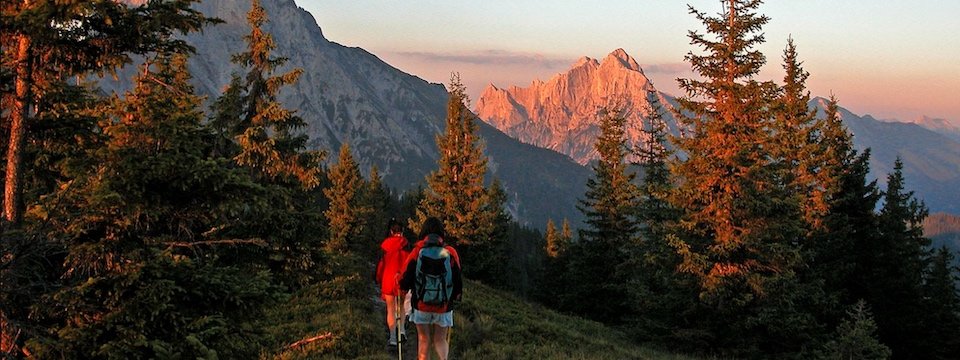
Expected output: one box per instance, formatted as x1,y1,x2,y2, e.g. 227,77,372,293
375,234,409,297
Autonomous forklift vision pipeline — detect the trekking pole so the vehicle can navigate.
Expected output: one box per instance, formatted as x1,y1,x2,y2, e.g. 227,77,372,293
395,278,403,360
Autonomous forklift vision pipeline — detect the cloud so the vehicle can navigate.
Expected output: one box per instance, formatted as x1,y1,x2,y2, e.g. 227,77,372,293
641,62,691,74
391,49,572,69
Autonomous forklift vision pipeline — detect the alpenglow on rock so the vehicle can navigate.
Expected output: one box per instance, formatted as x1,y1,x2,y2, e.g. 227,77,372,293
475,48,677,165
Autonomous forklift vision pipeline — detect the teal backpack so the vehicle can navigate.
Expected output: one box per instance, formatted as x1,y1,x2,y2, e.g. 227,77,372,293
415,238,453,308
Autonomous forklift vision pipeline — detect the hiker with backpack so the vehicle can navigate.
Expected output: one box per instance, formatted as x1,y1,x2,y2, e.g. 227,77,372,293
375,219,411,347
400,217,462,360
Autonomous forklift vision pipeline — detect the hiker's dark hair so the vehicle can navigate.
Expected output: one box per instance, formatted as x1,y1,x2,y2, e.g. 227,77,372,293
389,218,403,235
418,217,445,240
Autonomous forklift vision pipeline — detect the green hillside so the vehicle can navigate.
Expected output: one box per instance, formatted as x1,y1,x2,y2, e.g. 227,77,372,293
262,276,697,360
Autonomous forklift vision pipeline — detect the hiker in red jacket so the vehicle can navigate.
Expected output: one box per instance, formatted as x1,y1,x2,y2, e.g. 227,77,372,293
375,220,410,346
400,217,462,360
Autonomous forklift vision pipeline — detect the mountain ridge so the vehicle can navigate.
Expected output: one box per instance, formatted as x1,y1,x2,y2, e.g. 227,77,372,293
475,48,674,165
101,0,589,228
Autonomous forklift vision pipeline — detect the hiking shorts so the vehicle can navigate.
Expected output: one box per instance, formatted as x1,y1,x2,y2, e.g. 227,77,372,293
411,309,453,328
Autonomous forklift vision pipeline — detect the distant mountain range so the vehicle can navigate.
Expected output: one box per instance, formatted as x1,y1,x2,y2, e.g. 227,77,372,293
882,116,960,142
475,50,960,215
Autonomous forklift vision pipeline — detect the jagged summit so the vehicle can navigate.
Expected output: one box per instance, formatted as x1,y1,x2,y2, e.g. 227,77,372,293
605,48,642,72
475,48,672,164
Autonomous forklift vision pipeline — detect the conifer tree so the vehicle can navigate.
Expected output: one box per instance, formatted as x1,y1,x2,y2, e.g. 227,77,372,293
27,54,278,358
669,0,809,354
211,0,322,189
870,158,931,359
413,75,506,285
413,75,490,247
634,90,678,265
569,106,639,323
917,247,960,359
818,301,892,360
0,0,212,227
561,218,573,244
323,143,369,257
773,38,825,231
809,97,881,316
359,166,394,260
545,219,561,258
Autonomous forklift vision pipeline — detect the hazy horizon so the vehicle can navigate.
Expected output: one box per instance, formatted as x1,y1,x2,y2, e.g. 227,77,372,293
299,0,959,123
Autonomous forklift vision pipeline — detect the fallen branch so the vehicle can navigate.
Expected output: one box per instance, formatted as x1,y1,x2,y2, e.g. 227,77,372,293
285,332,334,349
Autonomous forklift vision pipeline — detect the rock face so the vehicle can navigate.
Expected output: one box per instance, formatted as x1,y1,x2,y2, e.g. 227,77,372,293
475,48,676,165
100,0,590,228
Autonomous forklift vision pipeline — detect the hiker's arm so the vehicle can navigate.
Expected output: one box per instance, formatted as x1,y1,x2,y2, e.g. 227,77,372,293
399,256,416,293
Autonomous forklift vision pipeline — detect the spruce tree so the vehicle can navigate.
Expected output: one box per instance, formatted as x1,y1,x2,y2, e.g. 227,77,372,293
545,219,561,258
818,301,892,360
561,218,573,244
414,75,489,245
358,166,394,261
212,0,322,189
569,106,639,323
414,75,504,285
323,143,369,258
0,0,212,227
670,0,808,354
871,158,931,359
773,38,825,231
27,54,279,358
918,247,960,359
809,96,881,318
208,0,327,287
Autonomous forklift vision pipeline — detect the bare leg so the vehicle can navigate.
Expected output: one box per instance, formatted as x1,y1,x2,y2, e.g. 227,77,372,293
416,323,431,360
432,325,449,360
385,295,397,340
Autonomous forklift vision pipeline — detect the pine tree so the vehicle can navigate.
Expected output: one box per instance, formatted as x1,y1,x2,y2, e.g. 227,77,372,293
358,166,394,261
413,75,490,247
773,37,825,231
917,246,960,359
818,301,892,360
0,0,212,227
413,75,506,285
211,0,322,189
871,158,931,359
669,1,808,354
545,219,561,258
569,105,639,323
323,143,369,257
26,54,279,358
561,218,573,244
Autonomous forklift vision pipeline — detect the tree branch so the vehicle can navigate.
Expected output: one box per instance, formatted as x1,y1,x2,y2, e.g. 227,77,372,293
284,332,334,349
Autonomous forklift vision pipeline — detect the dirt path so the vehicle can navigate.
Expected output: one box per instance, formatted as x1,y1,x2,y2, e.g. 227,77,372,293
372,293,419,360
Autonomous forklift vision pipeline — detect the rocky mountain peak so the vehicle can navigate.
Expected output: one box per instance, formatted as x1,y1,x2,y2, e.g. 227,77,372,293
604,48,642,72
475,48,673,165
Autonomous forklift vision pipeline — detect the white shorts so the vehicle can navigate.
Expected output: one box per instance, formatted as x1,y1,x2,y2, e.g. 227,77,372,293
411,309,454,328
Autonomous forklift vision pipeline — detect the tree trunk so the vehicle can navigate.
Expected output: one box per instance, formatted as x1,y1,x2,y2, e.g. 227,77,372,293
4,31,31,227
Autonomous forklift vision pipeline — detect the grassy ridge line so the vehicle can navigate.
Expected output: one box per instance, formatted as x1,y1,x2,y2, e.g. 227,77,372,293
261,275,698,359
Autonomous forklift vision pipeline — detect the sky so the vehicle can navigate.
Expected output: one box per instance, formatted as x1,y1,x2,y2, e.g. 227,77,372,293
298,0,960,123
